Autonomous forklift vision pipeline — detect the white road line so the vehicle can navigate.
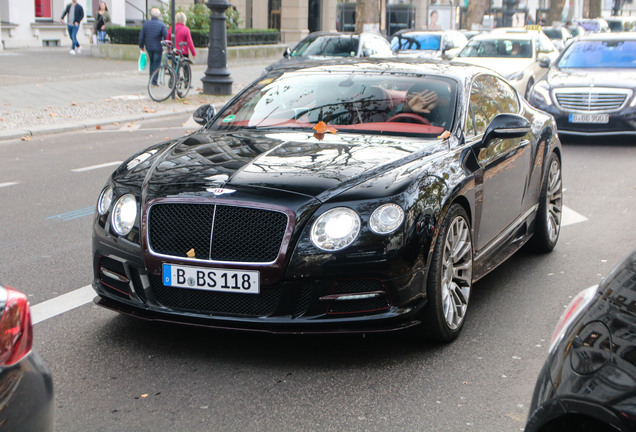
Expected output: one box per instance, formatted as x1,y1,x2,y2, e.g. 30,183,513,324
561,206,587,227
31,285,95,325
72,161,122,172
0,181,18,188
120,123,141,131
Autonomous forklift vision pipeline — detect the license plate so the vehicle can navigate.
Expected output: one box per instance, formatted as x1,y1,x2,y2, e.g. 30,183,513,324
162,264,260,294
569,113,609,124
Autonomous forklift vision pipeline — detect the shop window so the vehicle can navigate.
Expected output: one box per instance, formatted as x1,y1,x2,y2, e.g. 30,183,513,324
35,0,52,19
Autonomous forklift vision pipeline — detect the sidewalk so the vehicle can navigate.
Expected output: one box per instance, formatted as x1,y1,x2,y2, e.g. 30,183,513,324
0,46,274,141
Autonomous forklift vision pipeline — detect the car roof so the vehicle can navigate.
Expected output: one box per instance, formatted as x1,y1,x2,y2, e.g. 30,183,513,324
574,32,636,41
469,31,536,41
263,57,492,81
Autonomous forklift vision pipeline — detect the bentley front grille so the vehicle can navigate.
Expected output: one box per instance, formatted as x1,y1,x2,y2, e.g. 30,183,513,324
148,203,288,263
554,88,630,112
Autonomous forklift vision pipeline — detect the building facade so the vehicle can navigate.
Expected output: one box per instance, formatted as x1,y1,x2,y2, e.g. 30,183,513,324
2,0,635,50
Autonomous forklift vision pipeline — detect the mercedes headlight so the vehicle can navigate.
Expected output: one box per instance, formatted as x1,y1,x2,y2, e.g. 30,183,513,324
111,194,137,236
531,81,553,106
97,186,113,215
311,207,361,251
370,204,404,234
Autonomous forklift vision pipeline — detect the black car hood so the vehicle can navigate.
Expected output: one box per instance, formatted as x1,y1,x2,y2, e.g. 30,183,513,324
546,67,636,89
121,130,443,203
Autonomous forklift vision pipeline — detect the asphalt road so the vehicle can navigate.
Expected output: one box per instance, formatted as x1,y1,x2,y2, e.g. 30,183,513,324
0,122,634,432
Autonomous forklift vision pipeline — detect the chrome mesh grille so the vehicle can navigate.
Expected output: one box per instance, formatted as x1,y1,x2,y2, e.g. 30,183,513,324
148,203,288,263
555,89,628,112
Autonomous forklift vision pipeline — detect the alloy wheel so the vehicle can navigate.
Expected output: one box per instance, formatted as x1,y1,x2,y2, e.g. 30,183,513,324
545,158,563,243
441,216,473,330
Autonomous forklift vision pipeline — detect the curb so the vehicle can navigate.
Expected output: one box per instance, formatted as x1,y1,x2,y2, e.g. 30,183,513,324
0,103,229,141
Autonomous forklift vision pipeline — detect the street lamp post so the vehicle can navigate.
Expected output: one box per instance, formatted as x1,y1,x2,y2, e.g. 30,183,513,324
502,0,518,27
202,0,233,95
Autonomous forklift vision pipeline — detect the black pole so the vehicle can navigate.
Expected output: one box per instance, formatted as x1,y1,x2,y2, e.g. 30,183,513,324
170,0,175,47
502,0,518,27
202,0,233,95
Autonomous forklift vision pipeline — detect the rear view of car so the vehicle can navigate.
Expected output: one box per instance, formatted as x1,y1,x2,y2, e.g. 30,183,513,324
0,285,54,432
525,251,636,432
391,30,467,59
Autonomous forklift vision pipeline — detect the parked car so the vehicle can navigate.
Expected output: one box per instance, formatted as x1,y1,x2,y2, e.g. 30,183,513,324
390,30,468,59
0,284,54,432
526,33,636,137
525,250,636,432
263,31,394,73
573,18,610,33
541,26,573,52
92,59,562,343
452,28,559,97
606,16,636,33
566,24,586,38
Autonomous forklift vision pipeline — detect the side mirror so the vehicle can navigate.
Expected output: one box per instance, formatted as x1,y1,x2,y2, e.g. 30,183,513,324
193,104,216,125
482,113,531,144
539,57,551,68
283,47,291,58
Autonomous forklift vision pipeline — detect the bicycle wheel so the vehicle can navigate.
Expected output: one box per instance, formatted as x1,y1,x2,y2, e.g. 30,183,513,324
148,64,176,102
176,61,192,98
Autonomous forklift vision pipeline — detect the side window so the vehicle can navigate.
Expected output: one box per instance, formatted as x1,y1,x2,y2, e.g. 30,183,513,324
465,74,519,140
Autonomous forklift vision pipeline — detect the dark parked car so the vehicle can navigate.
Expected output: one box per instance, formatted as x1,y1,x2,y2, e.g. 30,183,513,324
525,250,636,432
92,59,562,343
0,284,54,432
527,33,636,137
263,31,393,73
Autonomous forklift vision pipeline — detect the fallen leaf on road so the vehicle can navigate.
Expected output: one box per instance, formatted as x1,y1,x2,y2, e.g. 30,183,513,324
71,101,77,106
182,101,189,105
96,125,102,130
140,394,148,398
48,112,58,117
21,136,31,141
0,117,4,121
113,122,120,126
196,88,203,92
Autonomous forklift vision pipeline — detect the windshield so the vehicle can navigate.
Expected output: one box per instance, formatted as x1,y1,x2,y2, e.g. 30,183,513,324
391,33,441,51
458,38,532,58
291,36,360,58
209,72,457,136
559,40,636,68
542,29,562,39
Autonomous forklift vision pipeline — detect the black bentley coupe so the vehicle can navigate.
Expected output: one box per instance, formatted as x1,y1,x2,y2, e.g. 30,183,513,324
92,59,562,342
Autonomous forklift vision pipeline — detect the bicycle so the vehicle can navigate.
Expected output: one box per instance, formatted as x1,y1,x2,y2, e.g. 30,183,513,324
147,41,193,102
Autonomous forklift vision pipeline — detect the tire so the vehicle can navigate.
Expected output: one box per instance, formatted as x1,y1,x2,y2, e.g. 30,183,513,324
148,64,176,102
176,61,192,98
530,152,562,252
421,204,473,343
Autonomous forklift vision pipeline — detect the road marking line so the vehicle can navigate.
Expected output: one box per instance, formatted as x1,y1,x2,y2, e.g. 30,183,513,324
47,206,94,221
72,161,122,172
561,206,587,227
31,285,95,325
0,182,18,188
120,123,141,131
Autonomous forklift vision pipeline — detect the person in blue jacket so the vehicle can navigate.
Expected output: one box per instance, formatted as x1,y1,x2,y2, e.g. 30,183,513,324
59,0,84,55
139,8,168,86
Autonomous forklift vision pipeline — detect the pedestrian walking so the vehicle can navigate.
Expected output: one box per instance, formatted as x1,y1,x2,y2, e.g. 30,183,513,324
166,12,196,60
94,2,111,44
59,0,84,55
139,8,168,86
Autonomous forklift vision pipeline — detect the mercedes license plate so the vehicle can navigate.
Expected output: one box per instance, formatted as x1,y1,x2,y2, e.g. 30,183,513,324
162,264,260,294
569,113,609,124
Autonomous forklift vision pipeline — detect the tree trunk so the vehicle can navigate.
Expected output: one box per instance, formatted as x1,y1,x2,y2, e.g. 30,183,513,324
588,0,602,17
464,0,490,30
547,0,567,25
355,0,381,33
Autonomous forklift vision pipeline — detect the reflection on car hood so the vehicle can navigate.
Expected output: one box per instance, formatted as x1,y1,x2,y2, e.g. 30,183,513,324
396,50,441,58
547,67,636,89
120,130,443,201
452,57,534,75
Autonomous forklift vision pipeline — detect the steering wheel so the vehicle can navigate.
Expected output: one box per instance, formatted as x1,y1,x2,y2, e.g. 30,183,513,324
386,113,431,125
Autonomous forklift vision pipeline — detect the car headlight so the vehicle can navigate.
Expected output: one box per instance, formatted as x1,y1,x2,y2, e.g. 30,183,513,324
505,71,525,81
531,81,553,106
111,194,137,236
97,186,113,215
311,207,361,251
370,204,404,234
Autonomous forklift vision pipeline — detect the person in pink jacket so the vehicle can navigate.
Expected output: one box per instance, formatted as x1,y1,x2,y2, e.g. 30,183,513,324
167,12,196,59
